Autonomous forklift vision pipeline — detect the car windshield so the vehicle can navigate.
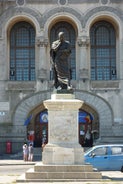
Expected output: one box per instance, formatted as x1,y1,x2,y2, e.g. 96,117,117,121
92,147,107,155
85,147,94,153
85,146,108,155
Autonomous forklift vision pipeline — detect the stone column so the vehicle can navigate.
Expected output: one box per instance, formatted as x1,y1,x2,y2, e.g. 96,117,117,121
42,93,84,165
77,36,89,81
36,35,48,82
120,39,123,81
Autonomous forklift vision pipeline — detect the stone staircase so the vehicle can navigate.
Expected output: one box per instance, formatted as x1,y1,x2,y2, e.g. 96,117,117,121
17,163,102,182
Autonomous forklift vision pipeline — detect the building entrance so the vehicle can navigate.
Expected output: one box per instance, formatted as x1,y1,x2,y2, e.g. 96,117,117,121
79,111,93,147
34,111,48,147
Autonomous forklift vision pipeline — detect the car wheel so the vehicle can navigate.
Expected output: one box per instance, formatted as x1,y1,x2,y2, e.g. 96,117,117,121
121,166,123,172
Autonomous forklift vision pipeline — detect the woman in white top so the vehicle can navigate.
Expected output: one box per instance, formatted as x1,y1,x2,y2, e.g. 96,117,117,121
23,144,28,161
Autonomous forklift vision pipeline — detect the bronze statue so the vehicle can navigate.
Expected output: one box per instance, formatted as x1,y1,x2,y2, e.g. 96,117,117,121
50,32,72,90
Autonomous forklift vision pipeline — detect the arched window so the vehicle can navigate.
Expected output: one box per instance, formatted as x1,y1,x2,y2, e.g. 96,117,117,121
50,21,76,80
90,21,116,80
10,21,35,81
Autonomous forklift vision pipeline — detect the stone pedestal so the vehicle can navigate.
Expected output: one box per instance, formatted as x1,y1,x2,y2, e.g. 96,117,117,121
42,93,84,165
17,93,102,183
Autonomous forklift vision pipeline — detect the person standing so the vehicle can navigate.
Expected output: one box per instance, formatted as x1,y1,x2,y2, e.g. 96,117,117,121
23,143,28,161
50,32,72,90
28,143,33,161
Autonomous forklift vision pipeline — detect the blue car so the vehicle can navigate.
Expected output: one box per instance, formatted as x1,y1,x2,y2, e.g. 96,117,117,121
84,144,123,171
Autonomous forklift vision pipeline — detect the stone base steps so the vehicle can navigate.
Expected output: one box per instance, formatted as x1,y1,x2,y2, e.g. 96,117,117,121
34,163,94,172
17,162,102,183
26,168,102,180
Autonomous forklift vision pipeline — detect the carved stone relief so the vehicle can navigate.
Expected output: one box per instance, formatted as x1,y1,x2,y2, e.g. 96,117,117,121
16,0,25,6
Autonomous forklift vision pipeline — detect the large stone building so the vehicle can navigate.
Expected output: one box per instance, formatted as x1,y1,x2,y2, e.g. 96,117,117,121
0,0,123,154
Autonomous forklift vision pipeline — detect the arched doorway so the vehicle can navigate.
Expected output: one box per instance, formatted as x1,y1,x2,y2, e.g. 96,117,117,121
14,90,113,147
50,21,76,80
79,104,99,147
34,110,48,147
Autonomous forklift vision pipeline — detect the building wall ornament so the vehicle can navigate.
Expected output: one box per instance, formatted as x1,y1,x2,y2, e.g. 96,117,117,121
58,0,68,6
36,36,48,47
0,5,122,37
0,6,42,36
77,36,90,47
100,0,109,5
83,6,123,28
79,68,89,82
38,68,47,82
41,6,83,28
42,6,122,31
16,0,25,6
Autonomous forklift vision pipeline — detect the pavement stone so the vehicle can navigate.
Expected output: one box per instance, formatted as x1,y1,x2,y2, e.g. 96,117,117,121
0,158,123,184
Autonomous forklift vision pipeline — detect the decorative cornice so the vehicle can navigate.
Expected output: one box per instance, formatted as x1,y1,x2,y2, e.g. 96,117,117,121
42,6,123,29
26,0,57,3
0,3,123,35
68,0,99,3
0,0,100,2
91,81,119,89
6,81,36,91
26,0,99,3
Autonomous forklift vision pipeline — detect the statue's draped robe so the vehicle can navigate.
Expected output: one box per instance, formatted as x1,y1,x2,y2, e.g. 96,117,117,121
50,40,71,89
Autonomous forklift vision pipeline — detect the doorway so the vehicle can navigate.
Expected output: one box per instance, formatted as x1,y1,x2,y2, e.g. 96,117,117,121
34,111,48,147
79,111,93,147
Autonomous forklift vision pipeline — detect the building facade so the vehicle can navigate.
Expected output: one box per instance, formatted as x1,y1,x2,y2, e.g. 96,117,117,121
0,0,123,154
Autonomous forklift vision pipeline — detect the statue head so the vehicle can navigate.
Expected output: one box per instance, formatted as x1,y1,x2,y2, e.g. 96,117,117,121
58,32,64,41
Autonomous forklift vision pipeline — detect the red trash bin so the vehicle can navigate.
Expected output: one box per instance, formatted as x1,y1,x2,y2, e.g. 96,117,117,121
6,141,12,154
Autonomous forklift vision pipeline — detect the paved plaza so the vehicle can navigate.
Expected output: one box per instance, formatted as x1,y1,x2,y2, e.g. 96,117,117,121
0,159,123,184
